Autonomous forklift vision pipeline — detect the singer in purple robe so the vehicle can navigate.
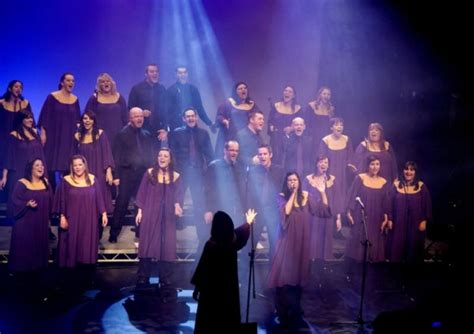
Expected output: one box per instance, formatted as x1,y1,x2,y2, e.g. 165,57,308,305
3,110,45,210
345,156,391,264
267,172,330,325
38,73,81,173
84,73,128,143
75,111,115,213
303,86,335,148
389,161,432,263
55,155,107,268
134,148,184,287
354,123,398,182
9,158,52,273
214,82,260,155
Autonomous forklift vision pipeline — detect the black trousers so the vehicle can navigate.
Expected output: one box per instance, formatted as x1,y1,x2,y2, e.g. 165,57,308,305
111,167,145,238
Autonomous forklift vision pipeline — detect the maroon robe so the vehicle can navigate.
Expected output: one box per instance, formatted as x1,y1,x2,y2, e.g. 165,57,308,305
267,192,331,288
303,104,332,149
55,177,105,267
135,171,184,260
354,141,398,182
8,181,52,272
38,94,81,171
75,131,115,213
389,180,432,262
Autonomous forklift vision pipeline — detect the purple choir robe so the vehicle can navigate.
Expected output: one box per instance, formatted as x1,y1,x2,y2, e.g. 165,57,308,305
135,170,184,261
267,192,331,288
55,176,105,267
303,103,332,149
345,174,391,262
38,94,81,171
354,141,398,182
319,134,355,208
303,175,338,260
389,180,432,262
214,98,260,155
84,95,128,143
75,131,115,213
8,180,52,272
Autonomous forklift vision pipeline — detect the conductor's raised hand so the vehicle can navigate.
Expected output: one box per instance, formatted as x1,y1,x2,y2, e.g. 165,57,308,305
245,208,257,225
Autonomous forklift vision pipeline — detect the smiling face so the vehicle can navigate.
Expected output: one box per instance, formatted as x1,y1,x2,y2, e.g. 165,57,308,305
316,158,329,175
31,159,45,179
61,74,75,93
145,65,159,84
224,141,239,163
331,121,344,137
249,112,264,132
183,109,197,128
82,113,94,131
369,126,381,142
257,146,272,166
129,108,145,128
292,117,306,136
72,158,86,177
368,159,381,176
157,150,171,169
98,77,112,93
403,165,416,184
319,88,331,103
282,86,295,103
22,114,34,129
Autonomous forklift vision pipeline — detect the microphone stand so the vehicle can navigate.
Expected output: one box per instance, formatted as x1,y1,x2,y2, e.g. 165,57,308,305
332,203,372,329
245,217,256,323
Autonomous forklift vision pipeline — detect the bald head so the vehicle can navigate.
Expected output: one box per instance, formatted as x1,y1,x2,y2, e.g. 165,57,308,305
129,107,145,128
292,117,305,136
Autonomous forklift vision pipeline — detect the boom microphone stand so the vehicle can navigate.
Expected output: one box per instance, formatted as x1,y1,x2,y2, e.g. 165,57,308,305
243,217,258,334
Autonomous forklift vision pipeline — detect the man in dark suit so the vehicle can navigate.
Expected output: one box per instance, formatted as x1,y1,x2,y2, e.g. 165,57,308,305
282,117,314,176
110,107,155,243
169,107,214,254
236,110,265,166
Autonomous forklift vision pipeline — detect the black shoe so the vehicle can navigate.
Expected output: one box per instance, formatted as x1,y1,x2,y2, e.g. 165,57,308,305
48,229,57,241
108,235,117,243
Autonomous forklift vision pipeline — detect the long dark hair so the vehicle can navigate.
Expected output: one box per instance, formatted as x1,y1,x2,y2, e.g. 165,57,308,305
231,81,252,104
398,161,421,191
313,155,330,177
366,122,387,151
24,158,49,190
58,72,74,90
77,111,100,144
12,109,39,141
148,148,175,185
282,171,304,206
2,80,24,102
281,85,298,112
365,155,381,174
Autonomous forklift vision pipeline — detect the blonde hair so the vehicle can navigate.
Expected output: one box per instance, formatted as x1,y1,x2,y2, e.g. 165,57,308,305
96,73,117,95
69,154,92,185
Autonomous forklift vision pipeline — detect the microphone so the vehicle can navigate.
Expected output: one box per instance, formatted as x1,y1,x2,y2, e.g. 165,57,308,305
355,196,365,209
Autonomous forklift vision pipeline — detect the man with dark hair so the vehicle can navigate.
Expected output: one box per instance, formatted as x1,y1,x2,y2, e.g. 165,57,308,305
247,144,283,258
169,107,214,254
128,64,168,141
110,107,155,243
166,66,213,131
236,110,265,166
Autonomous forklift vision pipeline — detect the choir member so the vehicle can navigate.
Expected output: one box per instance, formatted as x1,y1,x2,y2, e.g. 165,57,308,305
166,66,213,131
9,158,52,274
345,156,391,266
135,148,184,287
110,107,154,243
128,64,167,140
303,156,340,287
204,140,246,225
191,209,256,334
214,82,260,155
75,111,115,214
389,161,432,263
268,85,302,164
281,117,313,176
84,73,128,143
38,73,81,177
354,122,398,182
169,107,214,256
236,110,265,166
318,117,356,213
55,155,107,287
247,145,284,257
0,80,31,193
303,86,335,147
267,172,330,326
2,110,45,201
